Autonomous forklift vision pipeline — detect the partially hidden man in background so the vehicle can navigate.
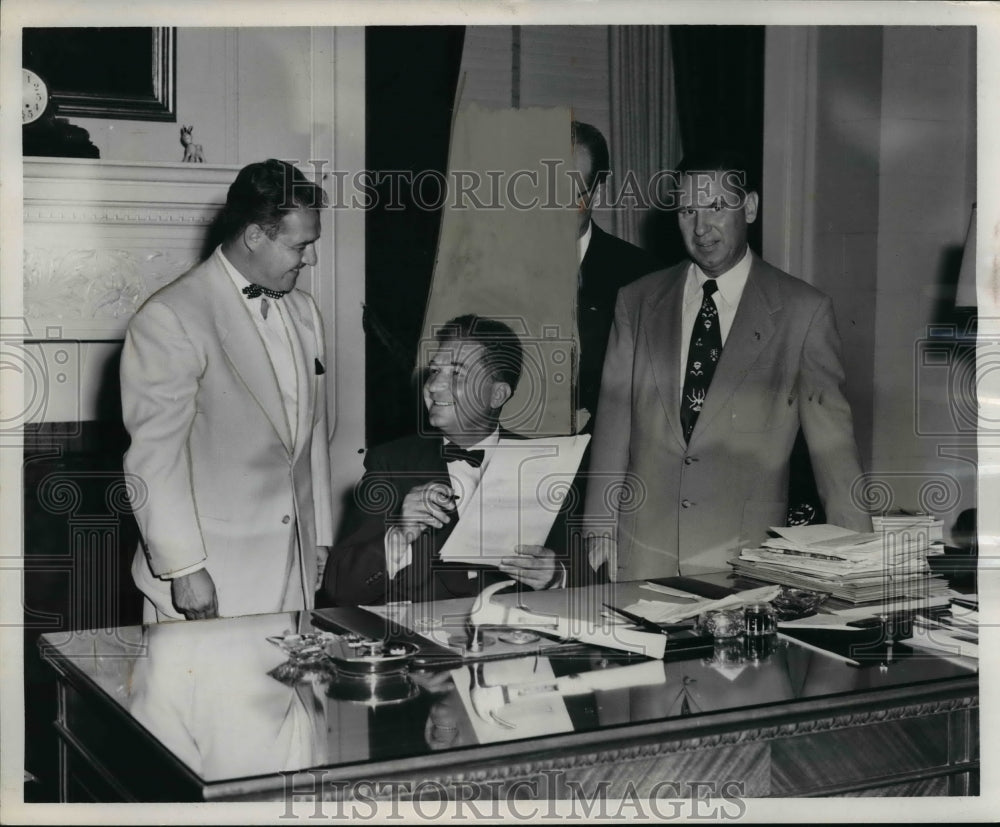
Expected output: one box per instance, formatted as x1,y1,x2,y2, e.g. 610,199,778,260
585,149,872,581
122,159,334,621
571,121,661,428
321,315,570,605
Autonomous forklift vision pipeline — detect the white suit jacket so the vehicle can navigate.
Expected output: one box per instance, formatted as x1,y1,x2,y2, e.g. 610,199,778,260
584,254,871,580
122,251,334,618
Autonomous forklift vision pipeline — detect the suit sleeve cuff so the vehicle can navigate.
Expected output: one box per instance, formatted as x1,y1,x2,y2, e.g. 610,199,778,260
160,560,207,580
546,562,567,590
384,528,412,580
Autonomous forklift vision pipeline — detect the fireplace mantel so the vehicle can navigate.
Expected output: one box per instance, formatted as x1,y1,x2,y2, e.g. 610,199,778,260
23,158,241,339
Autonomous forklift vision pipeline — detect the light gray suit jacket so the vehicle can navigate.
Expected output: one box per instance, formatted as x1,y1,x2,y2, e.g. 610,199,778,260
584,253,871,579
122,250,334,619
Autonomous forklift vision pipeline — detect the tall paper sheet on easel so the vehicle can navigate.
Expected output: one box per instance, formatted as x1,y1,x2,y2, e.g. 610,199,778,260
438,435,589,564
421,104,579,436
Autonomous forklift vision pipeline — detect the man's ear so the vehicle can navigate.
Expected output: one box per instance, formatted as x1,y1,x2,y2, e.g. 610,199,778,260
743,191,760,225
243,223,267,252
490,381,513,411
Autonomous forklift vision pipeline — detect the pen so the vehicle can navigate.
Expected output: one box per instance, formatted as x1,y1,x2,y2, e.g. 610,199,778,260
602,604,693,636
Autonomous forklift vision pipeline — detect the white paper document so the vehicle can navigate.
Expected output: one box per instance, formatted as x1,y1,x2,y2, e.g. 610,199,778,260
767,524,882,550
623,584,782,625
438,435,590,564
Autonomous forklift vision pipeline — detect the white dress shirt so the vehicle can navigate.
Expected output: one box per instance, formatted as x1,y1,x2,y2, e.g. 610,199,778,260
219,248,299,445
678,247,752,400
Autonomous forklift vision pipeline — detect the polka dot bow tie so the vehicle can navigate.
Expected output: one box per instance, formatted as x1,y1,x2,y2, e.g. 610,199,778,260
242,283,287,300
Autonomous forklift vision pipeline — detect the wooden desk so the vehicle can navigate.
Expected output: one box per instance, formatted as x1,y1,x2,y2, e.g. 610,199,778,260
38,580,978,803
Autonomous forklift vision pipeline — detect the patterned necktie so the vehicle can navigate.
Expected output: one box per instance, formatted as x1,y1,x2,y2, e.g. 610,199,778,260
680,279,722,443
440,443,485,468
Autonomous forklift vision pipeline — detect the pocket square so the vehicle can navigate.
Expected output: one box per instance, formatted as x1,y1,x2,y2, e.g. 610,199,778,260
315,358,325,376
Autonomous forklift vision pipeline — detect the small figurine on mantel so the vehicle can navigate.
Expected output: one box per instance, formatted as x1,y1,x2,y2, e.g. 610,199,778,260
180,125,204,163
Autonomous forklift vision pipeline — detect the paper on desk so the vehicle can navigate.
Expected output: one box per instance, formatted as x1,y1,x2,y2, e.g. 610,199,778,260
901,626,979,660
439,435,590,564
622,584,782,624
505,603,667,659
768,524,880,548
639,582,702,601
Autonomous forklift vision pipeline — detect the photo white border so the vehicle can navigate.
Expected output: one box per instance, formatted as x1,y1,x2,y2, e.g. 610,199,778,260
2,0,997,823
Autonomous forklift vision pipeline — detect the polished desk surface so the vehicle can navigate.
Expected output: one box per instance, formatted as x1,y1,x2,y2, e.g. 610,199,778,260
39,577,977,789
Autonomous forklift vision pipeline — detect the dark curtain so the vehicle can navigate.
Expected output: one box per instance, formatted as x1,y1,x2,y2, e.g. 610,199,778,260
669,25,765,256
365,27,466,446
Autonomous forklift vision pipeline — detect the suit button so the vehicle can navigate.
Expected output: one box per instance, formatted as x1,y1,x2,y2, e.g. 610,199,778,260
681,499,691,509
282,515,291,524
684,456,694,465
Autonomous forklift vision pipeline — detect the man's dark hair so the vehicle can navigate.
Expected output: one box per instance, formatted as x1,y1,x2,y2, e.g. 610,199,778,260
676,147,760,197
219,159,327,240
435,314,523,393
571,120,611,193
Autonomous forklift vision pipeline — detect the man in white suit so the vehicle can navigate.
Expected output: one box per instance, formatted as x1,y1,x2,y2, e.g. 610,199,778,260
122,159,334,621
584,150,871,580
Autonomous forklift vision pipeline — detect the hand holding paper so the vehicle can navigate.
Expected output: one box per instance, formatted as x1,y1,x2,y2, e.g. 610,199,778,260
499,545,558,590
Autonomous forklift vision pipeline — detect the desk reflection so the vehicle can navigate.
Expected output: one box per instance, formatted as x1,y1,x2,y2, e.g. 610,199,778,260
115,601,974,783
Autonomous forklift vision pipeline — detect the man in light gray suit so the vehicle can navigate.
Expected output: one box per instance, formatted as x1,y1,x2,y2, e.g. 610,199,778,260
584,150,871,580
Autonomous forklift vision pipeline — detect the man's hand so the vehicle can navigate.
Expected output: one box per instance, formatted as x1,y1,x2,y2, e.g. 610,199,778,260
394,482,458,544
171,568,219,620
499,545,560,590
316,545,330,589
586,534,617,579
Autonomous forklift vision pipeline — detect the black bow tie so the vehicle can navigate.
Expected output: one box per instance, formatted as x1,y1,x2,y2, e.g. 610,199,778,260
441,443,485,468
242,283,287,300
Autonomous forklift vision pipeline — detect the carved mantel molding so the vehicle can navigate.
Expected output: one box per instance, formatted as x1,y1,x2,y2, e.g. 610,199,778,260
23,158,241,338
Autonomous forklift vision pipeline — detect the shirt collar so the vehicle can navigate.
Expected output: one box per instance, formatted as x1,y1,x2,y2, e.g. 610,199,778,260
684,246,753,309
217,245,258,298
577,220,593,265
442,427,501,452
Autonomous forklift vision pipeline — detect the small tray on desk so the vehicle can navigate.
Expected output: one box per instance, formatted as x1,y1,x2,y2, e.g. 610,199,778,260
311,607,464,669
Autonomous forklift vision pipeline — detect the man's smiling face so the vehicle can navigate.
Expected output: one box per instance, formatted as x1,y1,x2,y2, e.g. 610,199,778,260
249,207,320,293
423,338,508,444
677,171,758,278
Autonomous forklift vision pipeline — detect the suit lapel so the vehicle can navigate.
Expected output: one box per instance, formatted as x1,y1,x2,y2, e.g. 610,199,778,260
208,256,293,452
283,293,317,457
643,265,688,447
690,257,779,441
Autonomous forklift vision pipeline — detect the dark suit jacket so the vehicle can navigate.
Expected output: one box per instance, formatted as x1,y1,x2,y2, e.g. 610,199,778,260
320,430,591,606
578,221,661,417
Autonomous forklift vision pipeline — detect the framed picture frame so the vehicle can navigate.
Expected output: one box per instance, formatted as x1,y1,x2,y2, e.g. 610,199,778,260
22,27,176,121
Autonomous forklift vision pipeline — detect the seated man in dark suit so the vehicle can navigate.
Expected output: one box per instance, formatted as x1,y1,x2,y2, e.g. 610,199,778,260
320,315,573,605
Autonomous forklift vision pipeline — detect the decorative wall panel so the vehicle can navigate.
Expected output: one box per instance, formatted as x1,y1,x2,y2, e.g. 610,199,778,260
23,159,238,340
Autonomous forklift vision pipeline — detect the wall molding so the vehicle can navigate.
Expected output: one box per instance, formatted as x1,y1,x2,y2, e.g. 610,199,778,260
23,159,238,338
24,204,217,226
